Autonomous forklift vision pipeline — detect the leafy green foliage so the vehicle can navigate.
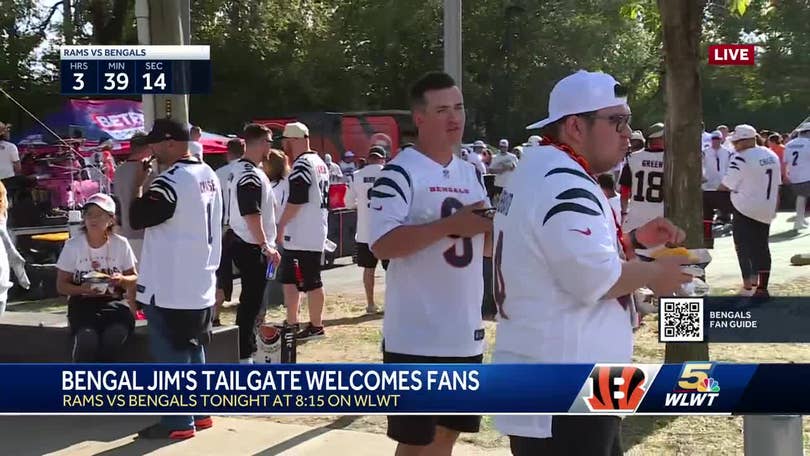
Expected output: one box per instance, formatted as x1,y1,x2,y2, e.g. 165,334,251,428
2,0,808,140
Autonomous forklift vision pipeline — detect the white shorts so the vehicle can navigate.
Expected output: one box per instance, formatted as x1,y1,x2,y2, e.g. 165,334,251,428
491,350,553,439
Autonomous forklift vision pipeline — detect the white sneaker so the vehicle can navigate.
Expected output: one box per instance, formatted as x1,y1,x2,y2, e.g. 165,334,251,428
738,287,755,297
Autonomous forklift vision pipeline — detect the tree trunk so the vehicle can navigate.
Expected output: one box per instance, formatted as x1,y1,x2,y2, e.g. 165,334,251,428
63,0,73,45
658,0,710,363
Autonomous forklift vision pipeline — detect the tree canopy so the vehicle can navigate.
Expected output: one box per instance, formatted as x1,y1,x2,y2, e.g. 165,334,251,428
1,0,805,141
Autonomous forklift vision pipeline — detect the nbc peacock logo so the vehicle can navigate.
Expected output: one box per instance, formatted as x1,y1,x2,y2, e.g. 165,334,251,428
697,377,720,393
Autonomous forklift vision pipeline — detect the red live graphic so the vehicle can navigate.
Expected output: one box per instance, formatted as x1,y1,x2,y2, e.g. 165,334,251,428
708,44,755,65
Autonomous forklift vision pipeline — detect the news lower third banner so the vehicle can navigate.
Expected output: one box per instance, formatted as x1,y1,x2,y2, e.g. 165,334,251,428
1,363,810,415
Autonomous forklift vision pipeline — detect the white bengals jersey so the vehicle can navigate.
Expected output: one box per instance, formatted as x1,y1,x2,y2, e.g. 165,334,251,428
492,145,631,439
215,161,238,227
227,158,277,245
344,163,384,244
368,147,487,357
702,145,735,190
619,149,665,232
784,137,810,184
284,152,330,252
137,159,223,310
722,146,781,224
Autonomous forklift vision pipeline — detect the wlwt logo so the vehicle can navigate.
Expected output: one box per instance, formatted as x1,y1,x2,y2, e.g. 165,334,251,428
708,44,755,65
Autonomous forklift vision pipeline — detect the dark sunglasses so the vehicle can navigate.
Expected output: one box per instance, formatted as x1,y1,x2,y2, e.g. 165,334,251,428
579,113,633,133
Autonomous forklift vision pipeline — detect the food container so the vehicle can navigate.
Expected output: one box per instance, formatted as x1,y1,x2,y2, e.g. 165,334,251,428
82,271,110,294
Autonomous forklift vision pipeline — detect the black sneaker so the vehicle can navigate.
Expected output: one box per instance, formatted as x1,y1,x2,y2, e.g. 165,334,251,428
137,423,195,440
296,325,325,341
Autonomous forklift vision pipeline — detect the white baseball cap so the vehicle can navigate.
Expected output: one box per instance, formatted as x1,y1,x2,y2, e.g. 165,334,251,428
473,140,486,148
283,121,309,138
526,70,628,130
499,139,509,147
796,122,810,132
631,130,644,141
527,135,542,146
83,193,116,215
711,130,723,139
730,124,757,142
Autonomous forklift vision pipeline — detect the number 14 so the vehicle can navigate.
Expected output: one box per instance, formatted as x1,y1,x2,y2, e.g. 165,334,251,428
143,73,167,91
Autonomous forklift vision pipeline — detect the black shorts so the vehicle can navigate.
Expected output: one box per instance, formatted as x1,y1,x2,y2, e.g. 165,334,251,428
278,249,323,292
509,416,622,456
67,297,135,336
383,349,483,446
215,229,237,299
356,242,379,269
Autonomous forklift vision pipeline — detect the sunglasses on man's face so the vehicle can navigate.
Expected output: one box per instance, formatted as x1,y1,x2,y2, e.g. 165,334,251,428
580,113,632,133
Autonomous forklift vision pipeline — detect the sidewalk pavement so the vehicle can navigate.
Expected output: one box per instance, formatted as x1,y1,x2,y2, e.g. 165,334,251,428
705,212,809,291
0,416,509,456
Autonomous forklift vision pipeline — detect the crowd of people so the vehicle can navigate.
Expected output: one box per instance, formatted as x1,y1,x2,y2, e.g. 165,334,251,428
1,67,809,453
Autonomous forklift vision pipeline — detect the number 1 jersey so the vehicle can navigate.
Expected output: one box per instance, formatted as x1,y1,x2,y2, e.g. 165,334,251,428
619,149,665,232
368,147,488,357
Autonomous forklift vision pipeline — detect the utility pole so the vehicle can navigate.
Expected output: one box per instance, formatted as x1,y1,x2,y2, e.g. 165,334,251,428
443,0,462,89
134,0,154,129
144,0,190,126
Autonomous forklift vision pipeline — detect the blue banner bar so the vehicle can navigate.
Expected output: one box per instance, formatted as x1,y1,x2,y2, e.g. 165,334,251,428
0,363,804,415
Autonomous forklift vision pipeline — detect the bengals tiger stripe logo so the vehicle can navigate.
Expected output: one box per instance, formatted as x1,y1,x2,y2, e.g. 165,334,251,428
585,365,647,412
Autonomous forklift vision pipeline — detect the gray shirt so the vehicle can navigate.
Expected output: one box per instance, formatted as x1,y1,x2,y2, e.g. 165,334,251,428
113,161,155,239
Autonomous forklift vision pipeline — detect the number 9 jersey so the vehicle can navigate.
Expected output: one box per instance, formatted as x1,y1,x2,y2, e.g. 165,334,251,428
619,148,665,232
285,152,330,252
368,147,488,357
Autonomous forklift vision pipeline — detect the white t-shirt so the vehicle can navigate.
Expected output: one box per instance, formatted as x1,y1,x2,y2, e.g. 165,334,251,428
189,141,204,161
0,231,10,304
492,145,630,439
0,140,19,179
57,233,136,286
284,152,330,252
490,152,519,187
368,147,488,357
344,163,384,244
464,151,487,175
619,149,665,232
784,137,810,185
701,131,713,150
722,146,782,224
702,145,735,190
227,159,277,246
339,161,356,182
327,162,343,184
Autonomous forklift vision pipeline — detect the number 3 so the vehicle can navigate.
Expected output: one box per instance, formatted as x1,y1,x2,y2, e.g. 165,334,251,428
441,197,473,268
72,73,85,90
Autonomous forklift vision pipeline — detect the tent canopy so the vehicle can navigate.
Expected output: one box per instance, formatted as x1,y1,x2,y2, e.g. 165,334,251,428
16,99,229,155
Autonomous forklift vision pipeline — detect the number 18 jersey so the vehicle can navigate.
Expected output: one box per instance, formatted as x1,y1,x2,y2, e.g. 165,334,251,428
619,149,665,232
368,147,488,357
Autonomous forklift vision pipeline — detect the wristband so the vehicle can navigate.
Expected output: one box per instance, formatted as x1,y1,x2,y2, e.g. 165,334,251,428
629,229,647,250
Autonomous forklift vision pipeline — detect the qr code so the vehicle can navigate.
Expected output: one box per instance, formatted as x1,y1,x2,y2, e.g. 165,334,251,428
659,298,704,342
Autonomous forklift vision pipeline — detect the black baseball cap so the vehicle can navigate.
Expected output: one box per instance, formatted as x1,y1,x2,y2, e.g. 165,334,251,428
144,118,191,144
368,146,385,158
